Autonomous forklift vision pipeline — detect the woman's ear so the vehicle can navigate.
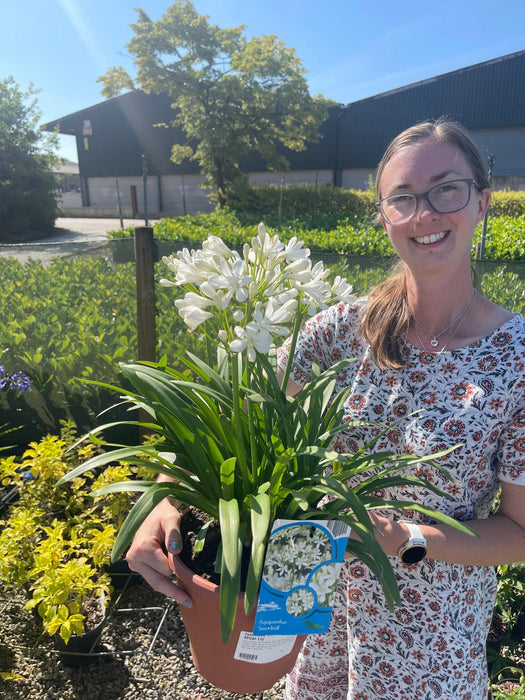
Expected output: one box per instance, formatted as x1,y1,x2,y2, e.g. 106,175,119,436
476,188,491,223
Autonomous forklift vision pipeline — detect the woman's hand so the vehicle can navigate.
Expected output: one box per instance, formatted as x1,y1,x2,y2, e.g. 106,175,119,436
347,511,408,558
126,497,193,608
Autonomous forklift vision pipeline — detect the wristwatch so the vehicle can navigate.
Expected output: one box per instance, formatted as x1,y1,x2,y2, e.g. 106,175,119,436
397,521,427,564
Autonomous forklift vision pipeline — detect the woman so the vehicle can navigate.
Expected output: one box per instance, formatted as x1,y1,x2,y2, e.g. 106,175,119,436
127,119,525,699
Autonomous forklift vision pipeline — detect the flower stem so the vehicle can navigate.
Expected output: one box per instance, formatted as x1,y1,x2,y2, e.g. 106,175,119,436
280,309,304,391
231,354,249,481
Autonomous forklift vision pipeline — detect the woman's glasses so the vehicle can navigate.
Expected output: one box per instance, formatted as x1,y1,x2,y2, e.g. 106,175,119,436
376,178,479,225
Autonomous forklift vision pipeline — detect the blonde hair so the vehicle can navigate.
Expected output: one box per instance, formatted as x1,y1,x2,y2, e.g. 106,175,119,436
360,118,489,369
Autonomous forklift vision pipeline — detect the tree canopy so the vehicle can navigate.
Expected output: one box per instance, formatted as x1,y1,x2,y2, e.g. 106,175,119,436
0,77,58,239
98,0,334,205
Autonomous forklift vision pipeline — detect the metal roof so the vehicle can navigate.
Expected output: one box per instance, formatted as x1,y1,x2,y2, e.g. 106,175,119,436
45,50,525,176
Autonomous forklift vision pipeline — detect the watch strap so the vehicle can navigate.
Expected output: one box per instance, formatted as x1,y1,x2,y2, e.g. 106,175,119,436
397,521,427,564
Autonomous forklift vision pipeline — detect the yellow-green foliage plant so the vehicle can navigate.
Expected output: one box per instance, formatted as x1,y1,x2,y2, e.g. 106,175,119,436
0,421,146,643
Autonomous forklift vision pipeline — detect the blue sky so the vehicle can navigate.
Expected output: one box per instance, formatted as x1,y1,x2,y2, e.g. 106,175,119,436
3,0,524,163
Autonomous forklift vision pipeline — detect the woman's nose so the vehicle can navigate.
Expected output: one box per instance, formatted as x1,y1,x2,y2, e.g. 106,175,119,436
414,194,437,220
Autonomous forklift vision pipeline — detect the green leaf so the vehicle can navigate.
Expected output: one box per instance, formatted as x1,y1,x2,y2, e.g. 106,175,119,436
218,498,242,643
111,484,178,562
220,457,237,501
244,492,271,615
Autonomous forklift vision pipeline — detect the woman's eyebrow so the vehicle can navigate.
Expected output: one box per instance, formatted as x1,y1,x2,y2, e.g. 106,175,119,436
391,170,463,191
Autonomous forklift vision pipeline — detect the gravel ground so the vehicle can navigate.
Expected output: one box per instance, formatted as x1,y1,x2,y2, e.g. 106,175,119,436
0,578,285,700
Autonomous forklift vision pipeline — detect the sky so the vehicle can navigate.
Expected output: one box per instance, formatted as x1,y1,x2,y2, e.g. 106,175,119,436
2,0,524,163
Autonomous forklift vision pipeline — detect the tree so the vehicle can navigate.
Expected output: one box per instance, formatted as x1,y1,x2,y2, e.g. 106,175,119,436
0,77,58,240
96,67,135,99
98,0,334,206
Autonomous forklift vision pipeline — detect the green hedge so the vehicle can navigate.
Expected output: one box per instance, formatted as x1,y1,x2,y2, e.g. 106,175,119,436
221,183,525,223
109,210,525,261
489,190,525,217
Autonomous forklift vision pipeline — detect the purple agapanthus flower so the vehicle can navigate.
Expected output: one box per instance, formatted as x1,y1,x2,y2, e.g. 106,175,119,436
0,366,31,394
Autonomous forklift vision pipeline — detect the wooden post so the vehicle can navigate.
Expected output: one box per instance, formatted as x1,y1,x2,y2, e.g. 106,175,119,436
134,227,156,363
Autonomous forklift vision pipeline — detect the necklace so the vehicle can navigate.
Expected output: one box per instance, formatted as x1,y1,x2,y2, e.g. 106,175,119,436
413,290,477,354
413,290,477,348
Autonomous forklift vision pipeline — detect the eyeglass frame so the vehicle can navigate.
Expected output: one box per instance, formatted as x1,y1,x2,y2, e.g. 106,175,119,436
375,178,480,226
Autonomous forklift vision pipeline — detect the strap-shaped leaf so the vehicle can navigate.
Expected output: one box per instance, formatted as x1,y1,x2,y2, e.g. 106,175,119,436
244,492,271,615
111,483,176,562
219,498,242,642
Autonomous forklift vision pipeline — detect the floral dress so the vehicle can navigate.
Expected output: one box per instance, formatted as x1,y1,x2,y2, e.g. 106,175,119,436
277,299,525,700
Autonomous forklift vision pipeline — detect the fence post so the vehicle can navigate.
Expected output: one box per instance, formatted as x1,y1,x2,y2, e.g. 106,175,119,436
134,227,156,363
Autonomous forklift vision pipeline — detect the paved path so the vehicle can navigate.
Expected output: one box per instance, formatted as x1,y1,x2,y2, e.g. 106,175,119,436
51,217,158,243
0,218,157,264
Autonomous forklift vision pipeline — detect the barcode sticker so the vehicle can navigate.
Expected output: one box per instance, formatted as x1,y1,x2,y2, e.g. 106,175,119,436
234,631,297,664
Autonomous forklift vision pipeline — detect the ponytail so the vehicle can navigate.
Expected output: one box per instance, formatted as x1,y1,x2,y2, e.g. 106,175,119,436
359,263,411,370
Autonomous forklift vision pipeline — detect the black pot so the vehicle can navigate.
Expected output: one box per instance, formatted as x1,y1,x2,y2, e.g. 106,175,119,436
106,558,143,590
53,595,108,667
511,611,525,642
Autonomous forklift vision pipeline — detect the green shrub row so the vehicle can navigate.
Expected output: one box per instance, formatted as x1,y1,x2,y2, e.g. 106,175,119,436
221,183,524,222
490,190,525,217
109,209,525,261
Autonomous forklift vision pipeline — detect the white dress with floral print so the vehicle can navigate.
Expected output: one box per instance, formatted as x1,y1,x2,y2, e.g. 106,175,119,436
277,299,525,700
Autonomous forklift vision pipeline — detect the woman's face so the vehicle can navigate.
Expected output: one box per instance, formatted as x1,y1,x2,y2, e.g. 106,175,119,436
377,139,490,279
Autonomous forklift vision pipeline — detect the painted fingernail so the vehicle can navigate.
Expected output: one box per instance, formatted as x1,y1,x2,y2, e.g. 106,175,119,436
168,539,182,552
181,599,192,608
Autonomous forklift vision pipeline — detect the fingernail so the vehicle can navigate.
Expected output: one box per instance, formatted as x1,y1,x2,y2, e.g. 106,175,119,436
168,539,182,552
181,599,192,608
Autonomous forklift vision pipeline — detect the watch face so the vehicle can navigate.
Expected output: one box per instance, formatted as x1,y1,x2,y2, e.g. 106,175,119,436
401,545,426,564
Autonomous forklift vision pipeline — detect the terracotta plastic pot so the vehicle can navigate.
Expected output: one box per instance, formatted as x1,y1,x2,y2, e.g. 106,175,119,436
170,554,305,693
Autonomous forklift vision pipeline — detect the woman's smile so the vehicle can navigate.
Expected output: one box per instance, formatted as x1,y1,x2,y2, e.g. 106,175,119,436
412,230,449,245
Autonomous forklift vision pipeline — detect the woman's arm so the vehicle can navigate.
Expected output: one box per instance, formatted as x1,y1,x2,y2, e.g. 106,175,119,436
369,481,525,567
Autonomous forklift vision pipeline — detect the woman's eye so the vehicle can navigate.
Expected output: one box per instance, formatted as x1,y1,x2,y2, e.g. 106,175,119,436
435,182,460,194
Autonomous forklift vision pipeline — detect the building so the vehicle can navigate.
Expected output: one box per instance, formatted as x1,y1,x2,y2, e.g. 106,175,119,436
45,50,525,217
54,159,81,208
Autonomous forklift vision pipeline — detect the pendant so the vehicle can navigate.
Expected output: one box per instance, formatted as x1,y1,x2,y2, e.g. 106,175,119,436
430,337,439,347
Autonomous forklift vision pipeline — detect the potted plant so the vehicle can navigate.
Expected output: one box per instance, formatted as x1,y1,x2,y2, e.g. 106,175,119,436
58,224,471,691
0,422,148,664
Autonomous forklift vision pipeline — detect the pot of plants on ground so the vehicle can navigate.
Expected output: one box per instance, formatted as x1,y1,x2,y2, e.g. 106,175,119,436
53,592,108,667
106,557,143,590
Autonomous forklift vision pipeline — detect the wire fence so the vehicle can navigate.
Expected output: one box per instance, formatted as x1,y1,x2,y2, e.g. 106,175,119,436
1,236,524,315
1,236,524,274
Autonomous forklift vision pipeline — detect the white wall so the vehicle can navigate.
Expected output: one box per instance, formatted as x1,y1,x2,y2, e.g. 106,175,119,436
86,174,214,214
248,170,333,187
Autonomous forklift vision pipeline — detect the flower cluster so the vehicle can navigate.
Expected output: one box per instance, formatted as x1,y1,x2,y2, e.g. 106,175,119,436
161,223,354,360
0,366,31,394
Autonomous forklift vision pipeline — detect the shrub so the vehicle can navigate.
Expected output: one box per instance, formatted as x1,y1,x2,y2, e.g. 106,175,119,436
490,191,525,218
0,77,58,240
0,422,154,642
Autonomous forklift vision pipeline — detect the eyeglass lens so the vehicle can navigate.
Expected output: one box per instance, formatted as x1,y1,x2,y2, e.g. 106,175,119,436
381,179,473,224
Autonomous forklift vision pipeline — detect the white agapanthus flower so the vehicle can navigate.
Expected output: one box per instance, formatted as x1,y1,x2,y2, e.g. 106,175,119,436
202,235,235,258
230,299,296,360
283,236,310,263
174,293,214,332
249,223,286,268
209,257,252,303
162,222,354,355
330,275,355,303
